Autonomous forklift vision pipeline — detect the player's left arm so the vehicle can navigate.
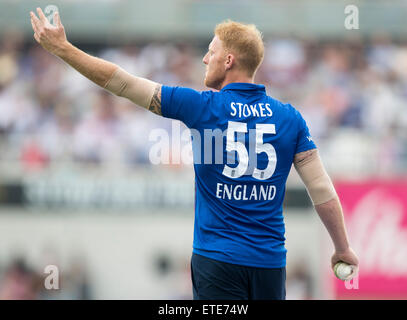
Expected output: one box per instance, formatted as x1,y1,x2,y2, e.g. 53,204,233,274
294,149,359,272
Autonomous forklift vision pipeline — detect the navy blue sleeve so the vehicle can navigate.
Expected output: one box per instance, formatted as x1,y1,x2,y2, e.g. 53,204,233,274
161,86,207,128
295,109,317,154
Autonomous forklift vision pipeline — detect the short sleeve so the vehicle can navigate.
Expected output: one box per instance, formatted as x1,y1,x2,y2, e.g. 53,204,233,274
161,86,206,128
295,109,317,154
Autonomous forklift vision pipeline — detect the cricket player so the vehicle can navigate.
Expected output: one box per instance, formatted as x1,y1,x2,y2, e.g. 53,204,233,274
30,8,359,299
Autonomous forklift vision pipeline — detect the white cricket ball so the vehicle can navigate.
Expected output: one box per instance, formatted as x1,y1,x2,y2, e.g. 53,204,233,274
334,262,353,281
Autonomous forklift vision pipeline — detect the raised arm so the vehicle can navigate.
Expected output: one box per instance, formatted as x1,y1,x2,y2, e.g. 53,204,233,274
294,149,359,274
29,8,162,115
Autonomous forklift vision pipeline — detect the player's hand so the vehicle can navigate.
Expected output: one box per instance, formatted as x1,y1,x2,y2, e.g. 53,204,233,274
30,8,68,56
331,247,359,277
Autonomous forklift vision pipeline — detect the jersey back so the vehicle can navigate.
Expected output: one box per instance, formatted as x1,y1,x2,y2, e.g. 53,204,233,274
162,82,316,268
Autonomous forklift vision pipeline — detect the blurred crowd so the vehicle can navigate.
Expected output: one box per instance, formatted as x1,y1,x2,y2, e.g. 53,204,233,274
0,253,92,300
0,31,406,175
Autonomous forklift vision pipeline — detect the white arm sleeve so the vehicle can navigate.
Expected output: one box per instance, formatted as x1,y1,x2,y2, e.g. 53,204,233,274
294,150,337,206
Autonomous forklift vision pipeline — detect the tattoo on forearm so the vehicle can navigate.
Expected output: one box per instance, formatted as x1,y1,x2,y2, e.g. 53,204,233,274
148,85,162,116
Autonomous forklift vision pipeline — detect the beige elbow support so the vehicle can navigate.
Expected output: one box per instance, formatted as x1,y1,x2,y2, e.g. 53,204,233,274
295,151,337,206
104,67,157,108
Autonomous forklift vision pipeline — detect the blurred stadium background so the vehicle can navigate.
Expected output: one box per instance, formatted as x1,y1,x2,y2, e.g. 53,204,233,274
0,0,406,299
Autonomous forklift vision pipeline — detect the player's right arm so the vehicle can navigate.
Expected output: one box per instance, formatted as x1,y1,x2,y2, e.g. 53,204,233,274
29,8,162,115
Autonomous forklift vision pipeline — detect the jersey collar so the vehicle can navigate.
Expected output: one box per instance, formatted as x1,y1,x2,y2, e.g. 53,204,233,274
220,82,266,93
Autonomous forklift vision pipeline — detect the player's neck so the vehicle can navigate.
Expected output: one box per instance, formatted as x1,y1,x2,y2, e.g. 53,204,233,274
219,72,254,90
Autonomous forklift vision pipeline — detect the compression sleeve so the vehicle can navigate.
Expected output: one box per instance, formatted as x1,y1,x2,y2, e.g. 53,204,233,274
294,150,337,206
104,67,158,108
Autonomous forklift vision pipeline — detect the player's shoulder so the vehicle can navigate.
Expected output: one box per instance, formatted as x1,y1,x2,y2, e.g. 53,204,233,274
162,85,215,104
201,89,217,97
196,89,227,105
181,87,217,100
268,95,302,119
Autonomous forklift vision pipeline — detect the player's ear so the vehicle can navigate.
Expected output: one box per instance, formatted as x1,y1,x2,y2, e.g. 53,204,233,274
225,53,234,70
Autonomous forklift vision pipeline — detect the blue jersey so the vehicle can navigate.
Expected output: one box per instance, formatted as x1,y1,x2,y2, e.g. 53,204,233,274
161,82,316,268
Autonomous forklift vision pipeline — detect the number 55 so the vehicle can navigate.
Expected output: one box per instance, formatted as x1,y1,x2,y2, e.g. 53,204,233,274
222,121,277,180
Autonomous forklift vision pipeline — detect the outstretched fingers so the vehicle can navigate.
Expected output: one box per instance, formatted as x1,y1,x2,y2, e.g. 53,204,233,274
36,7,47,23
29,8,67,53
54,11,62,27
30,16,38,34
30,11,42,31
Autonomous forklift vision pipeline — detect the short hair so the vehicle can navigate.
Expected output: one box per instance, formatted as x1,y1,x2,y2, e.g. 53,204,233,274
214,20,264,77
